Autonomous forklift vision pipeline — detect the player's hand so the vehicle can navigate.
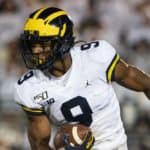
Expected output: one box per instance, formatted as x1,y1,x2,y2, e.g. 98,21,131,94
81,131,95,150
64,131,95,150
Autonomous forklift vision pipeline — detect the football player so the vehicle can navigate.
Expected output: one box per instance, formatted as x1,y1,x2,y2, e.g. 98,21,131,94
14,7,150,150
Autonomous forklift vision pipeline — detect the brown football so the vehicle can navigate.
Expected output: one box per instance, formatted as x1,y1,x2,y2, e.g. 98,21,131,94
54,124,91,150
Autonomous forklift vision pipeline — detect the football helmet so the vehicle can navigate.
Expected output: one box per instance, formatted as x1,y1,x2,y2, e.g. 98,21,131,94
20,7,75,70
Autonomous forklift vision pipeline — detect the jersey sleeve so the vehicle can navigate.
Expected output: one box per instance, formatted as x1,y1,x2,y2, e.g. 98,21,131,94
88,40,120,82
14,82,45,115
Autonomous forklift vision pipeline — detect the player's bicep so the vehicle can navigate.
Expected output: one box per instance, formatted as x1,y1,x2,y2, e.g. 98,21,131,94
27,114,51,148
14,85,45,115
113,59,129,82
113,59,149,91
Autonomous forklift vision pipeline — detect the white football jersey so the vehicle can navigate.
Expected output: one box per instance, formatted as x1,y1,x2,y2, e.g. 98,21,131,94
14,40,127,149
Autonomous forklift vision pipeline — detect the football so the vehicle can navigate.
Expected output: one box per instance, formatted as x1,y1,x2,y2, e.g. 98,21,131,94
54,123,91,150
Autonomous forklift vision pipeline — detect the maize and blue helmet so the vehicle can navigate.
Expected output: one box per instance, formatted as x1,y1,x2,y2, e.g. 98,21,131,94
20,7,75,70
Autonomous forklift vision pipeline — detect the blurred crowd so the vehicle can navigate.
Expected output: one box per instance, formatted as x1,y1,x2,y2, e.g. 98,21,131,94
0,0,149,149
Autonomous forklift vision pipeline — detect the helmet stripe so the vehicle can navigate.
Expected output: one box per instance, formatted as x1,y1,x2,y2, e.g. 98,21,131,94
60,23,67,37
44,11,67,23
33,7,48,19
37,7,61,19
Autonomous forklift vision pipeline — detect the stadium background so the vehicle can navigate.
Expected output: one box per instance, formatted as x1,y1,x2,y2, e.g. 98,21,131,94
0,0,149,149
